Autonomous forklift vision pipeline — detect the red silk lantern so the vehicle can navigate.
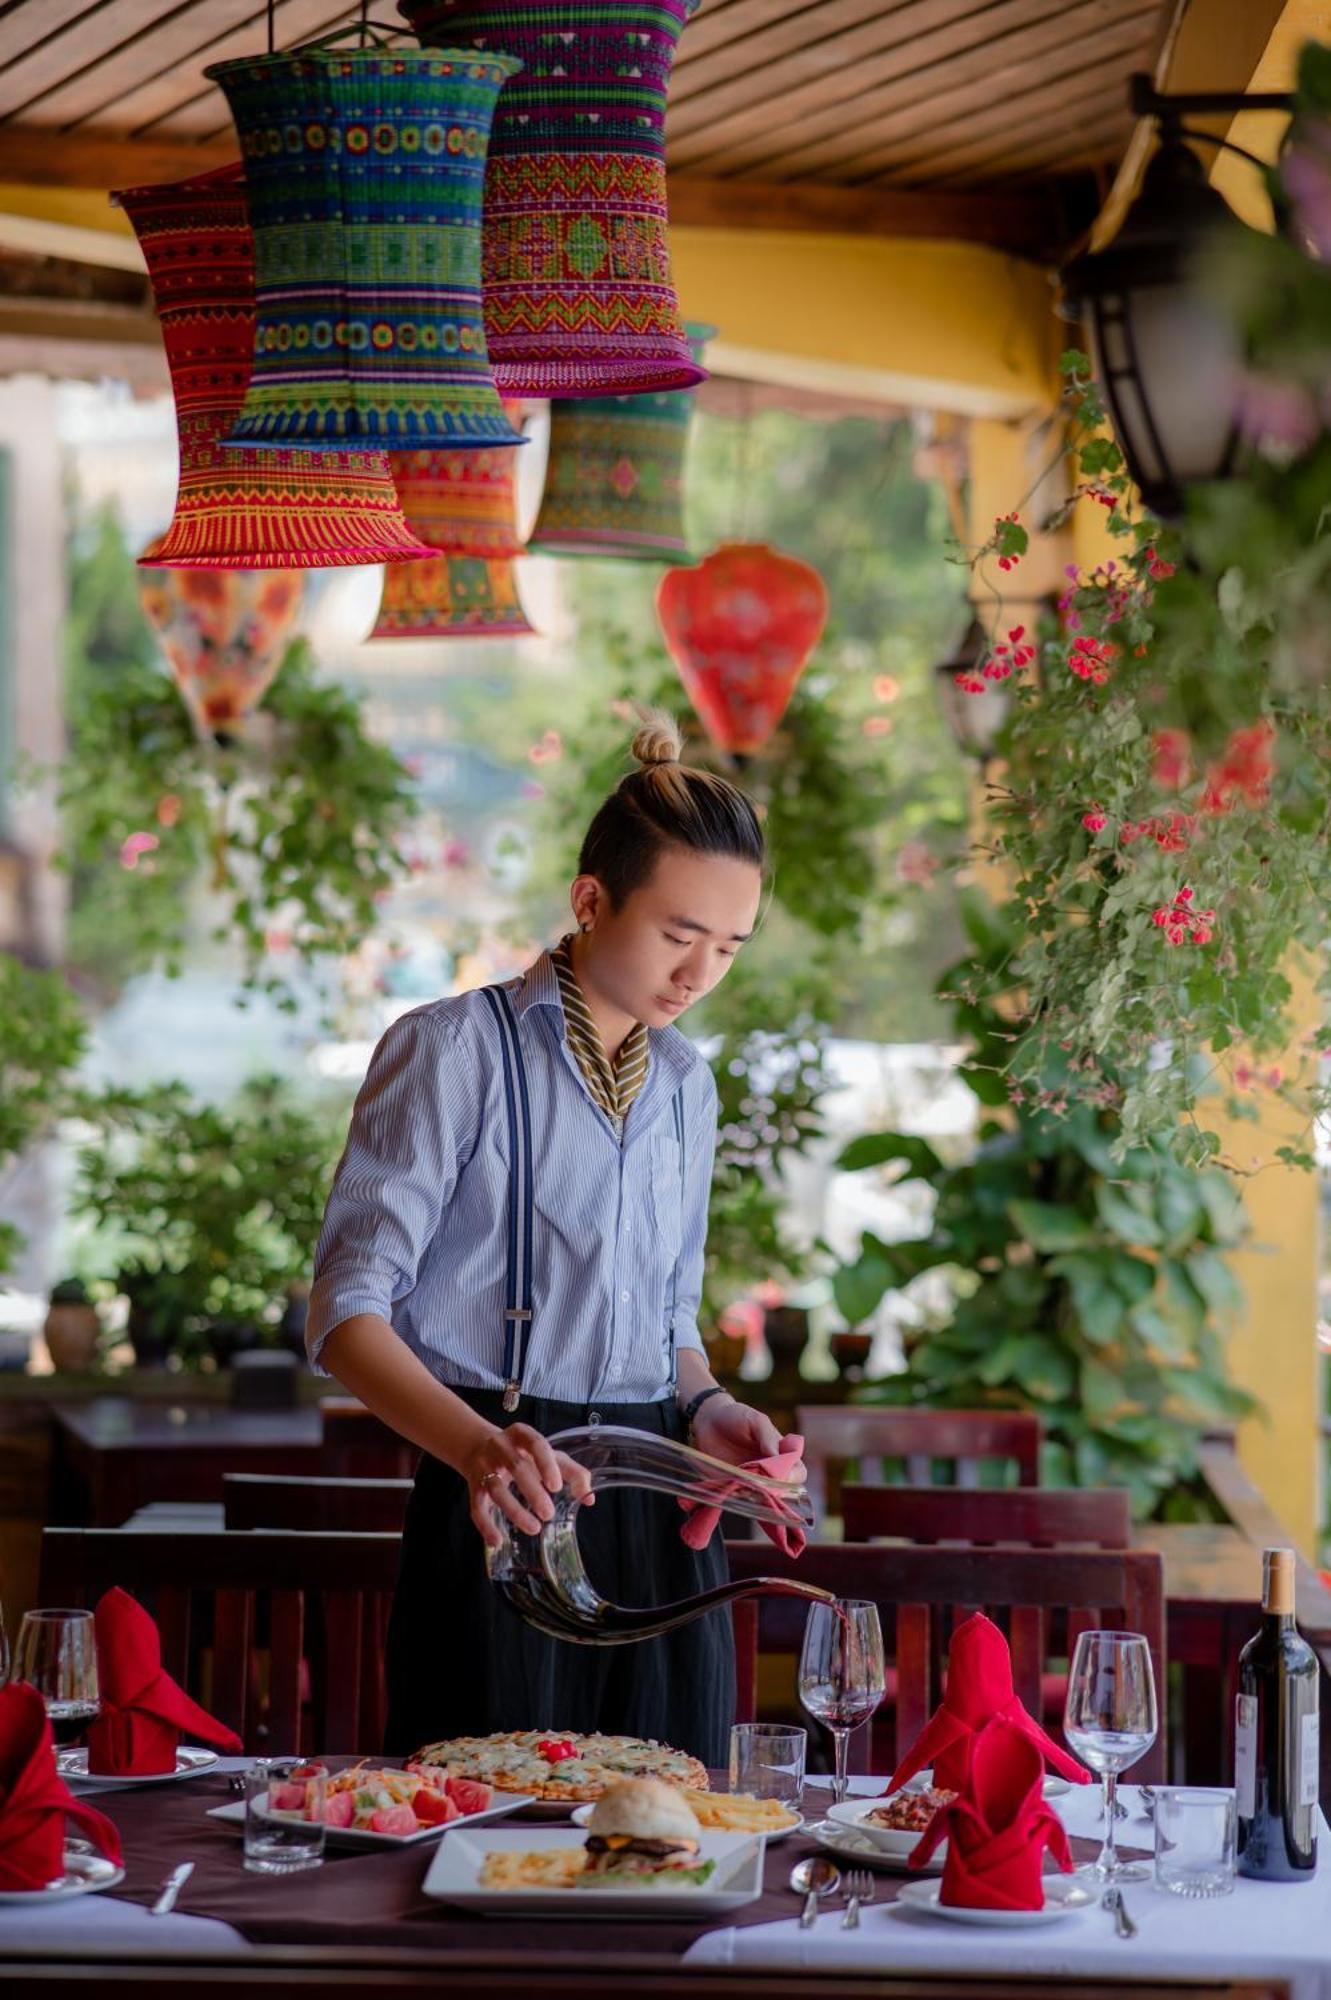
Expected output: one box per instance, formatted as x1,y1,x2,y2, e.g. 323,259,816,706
138,568,303,732
655,542,828,754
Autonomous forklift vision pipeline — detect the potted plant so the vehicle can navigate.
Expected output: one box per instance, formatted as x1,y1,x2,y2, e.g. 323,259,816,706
42,1278,103,1373
0,956,89,1280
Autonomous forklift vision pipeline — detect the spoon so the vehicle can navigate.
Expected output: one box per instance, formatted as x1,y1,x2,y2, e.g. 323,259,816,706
789,1853,841,1928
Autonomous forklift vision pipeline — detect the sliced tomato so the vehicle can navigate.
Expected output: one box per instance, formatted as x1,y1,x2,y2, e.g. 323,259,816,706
412,1788,459,1826
269,1781,307,1812
444,1777,492,1817
321,1792,356,1828
369,1804,420,1836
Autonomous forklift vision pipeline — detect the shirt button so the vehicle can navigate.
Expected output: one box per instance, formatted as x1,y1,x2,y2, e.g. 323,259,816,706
620,1290,630,1304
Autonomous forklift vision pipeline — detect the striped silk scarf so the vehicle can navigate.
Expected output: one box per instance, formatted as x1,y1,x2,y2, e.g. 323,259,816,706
551,936,650,1126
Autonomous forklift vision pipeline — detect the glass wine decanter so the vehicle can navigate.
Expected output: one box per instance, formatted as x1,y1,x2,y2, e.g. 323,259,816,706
486,1424,834,1643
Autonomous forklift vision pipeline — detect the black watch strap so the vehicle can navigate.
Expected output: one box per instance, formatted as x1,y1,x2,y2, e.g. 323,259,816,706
682,1385,729,1432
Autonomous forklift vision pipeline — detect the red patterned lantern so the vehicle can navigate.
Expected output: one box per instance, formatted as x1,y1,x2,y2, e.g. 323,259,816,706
138,568,304,731
655,543,828,754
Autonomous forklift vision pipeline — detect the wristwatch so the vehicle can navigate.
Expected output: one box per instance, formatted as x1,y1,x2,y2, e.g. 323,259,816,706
682,1384,730,1442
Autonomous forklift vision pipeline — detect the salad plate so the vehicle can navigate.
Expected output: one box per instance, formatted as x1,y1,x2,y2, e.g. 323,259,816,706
208,1783,534,1851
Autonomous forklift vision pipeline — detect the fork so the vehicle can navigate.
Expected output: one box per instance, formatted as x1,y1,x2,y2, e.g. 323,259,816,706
841,1867,875,1929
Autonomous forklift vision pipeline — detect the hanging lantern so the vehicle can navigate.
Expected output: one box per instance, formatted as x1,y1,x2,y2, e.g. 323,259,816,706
138,568,304,731
528,324,713,560
656,542,828,755
117,167,434,568
371,553,533,639
388,401,526,556
400,0,704,397
205,48,523,450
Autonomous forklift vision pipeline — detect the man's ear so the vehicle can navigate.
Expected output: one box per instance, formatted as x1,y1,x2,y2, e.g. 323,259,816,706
570,873,606,931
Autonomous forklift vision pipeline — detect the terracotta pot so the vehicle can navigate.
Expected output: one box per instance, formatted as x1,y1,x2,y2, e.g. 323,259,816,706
829,1329,874,1381
43,1301,101,1373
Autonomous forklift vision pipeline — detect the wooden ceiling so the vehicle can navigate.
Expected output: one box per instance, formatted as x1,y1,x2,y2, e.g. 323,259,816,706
0,0,1175,260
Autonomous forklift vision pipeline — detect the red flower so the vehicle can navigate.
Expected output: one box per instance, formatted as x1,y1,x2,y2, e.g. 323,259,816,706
1082,805,1108,833
1151,729,1191,790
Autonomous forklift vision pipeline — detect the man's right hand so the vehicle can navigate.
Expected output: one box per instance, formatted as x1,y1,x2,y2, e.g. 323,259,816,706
463,1421,595,1550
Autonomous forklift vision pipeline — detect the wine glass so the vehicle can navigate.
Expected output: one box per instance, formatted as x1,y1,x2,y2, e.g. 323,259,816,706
1063,1628,1158,1882
13,1610,101,1752
798,1598,886,1805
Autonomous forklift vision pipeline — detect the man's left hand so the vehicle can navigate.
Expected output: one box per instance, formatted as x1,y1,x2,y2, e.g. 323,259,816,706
691,1393,782,1465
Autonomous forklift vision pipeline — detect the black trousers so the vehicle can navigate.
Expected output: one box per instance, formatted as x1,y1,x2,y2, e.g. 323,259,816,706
383,1389,736,1766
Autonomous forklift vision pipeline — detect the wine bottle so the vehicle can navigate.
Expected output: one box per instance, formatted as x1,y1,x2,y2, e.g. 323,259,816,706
1235,1546,1319,1880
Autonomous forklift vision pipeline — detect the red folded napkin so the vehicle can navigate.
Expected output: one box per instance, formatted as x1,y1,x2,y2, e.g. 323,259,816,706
885,1611,1090,1794
0,1681,122,1891
678,1433,807,1556
909,1715,1074,1910
85,1586,243,1776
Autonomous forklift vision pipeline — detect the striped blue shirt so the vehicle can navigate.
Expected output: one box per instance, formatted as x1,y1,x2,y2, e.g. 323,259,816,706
307,950,716,1404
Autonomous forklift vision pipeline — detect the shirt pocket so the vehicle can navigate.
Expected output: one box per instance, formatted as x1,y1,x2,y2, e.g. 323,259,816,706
648,1127,684,1263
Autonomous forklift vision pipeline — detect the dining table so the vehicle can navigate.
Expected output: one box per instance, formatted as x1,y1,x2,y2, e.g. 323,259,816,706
1,1759,1324,1998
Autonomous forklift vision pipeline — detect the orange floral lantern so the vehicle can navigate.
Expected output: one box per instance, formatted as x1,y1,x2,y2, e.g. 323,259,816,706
655,542,828,754
138,568,304,732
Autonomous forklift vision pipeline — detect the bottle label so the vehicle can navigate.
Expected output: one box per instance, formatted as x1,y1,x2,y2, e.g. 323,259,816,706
1235,1694,1257,1820
1300,1710,1319,1809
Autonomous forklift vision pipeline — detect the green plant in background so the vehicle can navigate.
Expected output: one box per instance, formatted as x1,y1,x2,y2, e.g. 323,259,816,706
965,43,1331,1168
832,894,1256,1517
68,1075,346,1359
0,957,89,1275
53,501,417,1012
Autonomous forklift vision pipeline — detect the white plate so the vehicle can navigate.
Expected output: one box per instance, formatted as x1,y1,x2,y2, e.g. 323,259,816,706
902,1768,1073,1802
0,1849,126,1905
570,1800,804,1843
207,1788,535,1851
422,1825,764,1916
58,1745,219,1786
827,1798,947,1860
806,1817,944,1875
896,1875,1094,1926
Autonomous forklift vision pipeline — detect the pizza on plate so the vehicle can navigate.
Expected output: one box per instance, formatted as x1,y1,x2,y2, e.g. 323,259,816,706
409,1730,710,1802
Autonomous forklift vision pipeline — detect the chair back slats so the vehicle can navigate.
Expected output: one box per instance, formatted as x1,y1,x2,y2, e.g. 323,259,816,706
39,1529,400,1755
724,1540,1167,1782
841,1483,1131,1550
796,1408,1043,1524
266,1590,305,1755
224,1473,411,1534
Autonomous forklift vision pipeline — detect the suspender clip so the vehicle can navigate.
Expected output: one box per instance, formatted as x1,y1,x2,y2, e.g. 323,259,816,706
502,1381,521,1413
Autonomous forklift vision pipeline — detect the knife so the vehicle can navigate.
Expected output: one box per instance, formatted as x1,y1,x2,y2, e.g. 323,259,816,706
150,1861,194,1916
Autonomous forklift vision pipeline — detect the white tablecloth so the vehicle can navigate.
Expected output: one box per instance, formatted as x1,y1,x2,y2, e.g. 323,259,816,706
686,1779,1331,2000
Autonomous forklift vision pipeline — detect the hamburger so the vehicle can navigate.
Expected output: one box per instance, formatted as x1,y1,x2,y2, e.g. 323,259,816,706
580,1777,715,1888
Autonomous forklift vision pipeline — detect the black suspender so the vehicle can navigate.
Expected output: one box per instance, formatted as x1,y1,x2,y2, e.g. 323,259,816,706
483,982,687,1411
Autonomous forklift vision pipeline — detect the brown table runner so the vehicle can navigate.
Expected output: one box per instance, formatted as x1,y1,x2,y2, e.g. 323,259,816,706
102,1771,1143,1955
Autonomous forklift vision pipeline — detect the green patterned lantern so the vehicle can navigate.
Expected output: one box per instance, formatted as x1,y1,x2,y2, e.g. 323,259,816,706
528,324,713,561
206,47,523,450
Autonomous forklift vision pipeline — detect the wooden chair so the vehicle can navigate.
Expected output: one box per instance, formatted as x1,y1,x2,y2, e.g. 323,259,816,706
841,1482,1131,1549
39,1527,400,1755
223,1473,411,1533
320,1397,419,1480
725,1539,1167,1782
795,1405,1042,1526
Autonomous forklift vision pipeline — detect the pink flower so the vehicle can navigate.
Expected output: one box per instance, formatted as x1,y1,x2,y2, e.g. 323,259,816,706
895,839,939,887
119,831,159,871
872,675,900,703
862,715,894,737
1081,805,1108,833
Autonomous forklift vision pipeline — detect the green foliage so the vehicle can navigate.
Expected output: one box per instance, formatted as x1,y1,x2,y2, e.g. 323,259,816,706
831,897,1256,1517
57,544,417,1011
67,1075,346,1353
0,956,89,1275
966,55,1331,1165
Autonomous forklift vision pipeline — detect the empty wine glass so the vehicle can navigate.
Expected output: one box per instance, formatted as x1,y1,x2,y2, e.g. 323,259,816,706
798,1598,886,1805
13,1610,101,1750
1063,1629,1158,1882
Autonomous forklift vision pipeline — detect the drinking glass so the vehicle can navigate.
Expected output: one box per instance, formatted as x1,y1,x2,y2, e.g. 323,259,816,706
13,1610,100,1748
798,1599,886,1805
1154,1787,1236,1898
728,1723,806,1811
244,1758,326,1874
1063,1629,1158,1882
0,1596,9,1686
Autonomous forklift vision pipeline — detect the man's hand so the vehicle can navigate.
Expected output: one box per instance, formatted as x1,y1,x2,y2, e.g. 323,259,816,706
462,1422,595,1550
690,1393,782,1466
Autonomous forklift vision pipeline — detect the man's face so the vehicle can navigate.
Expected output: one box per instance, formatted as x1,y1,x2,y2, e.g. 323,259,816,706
573,844,762,1029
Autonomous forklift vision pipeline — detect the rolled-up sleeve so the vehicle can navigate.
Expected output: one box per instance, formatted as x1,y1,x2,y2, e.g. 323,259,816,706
671,1066,719,1358
306,1007,465,1371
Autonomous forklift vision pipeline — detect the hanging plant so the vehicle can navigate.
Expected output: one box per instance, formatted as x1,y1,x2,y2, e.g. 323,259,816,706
55,634,415,1012
956,43,1331,1169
